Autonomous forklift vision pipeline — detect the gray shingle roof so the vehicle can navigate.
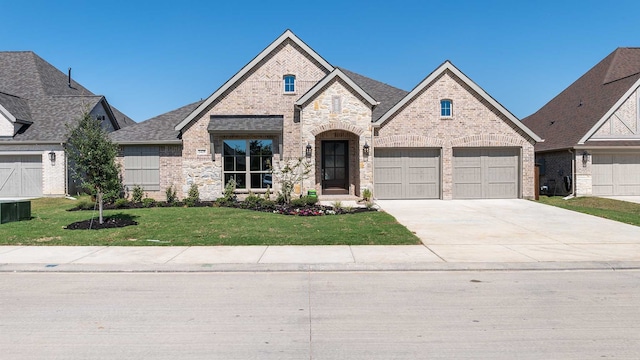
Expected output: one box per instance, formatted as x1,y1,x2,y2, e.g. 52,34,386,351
110,100,204,143
339,68,409,121
208,115,284,133
0,92,32,123
522,48,640,152
0,51,134,140
10,96,102,142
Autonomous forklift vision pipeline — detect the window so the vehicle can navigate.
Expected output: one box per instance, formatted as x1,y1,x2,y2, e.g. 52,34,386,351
440,99,452,117
124,146,160,190
223,139,273,190
284,75,295,93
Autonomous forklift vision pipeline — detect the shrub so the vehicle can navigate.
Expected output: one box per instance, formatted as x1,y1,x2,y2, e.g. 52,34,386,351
76,199,95,210
290,197,307,207
142,198,156,208
362,188,372,201
271,158,311,204
131,185,144,203
244,192,261,208
331,200,342,209
305,195,318,206
165,184,178,204
114,198,128,209
260,199,277,211
185,183,200,207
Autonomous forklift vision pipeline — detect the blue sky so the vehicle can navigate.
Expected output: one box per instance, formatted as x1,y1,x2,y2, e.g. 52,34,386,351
4,0,639,122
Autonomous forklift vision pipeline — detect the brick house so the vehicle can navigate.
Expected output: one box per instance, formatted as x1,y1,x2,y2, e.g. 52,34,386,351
112,30,540,201
523,48,640,196
0,51,134,198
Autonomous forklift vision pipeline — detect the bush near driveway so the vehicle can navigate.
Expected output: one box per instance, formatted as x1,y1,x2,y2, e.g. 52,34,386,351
0,197,421,246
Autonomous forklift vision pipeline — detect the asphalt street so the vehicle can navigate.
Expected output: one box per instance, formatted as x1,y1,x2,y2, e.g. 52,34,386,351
2,270,639,359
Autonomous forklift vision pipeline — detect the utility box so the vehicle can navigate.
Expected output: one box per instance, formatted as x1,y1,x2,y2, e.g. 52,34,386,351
0,201,31,224
307,189,317,199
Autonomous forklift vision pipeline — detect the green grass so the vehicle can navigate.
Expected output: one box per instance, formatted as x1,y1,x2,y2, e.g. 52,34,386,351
538,196,640,227
0,197,421,246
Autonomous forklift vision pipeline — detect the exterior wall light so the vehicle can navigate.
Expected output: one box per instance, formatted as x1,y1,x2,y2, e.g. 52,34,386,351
363,141,370,159
48,151,56,163
305,143,312,159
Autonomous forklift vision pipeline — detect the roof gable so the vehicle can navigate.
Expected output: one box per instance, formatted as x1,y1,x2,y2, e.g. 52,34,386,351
174,30,334,132
0,92,32,124
523,48,640,151
375,61,541,142
294,68,378,108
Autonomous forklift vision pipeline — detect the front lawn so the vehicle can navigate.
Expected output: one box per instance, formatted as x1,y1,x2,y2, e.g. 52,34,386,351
0,197,421,246
538,196,640,227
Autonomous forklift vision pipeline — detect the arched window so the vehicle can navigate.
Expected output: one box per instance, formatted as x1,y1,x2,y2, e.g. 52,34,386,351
440,99,452,117
283,75,296,93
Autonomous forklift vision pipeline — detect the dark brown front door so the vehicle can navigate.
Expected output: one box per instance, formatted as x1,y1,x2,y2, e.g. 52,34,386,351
322,140,349,194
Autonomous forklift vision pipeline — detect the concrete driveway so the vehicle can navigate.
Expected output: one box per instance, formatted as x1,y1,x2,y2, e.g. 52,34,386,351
376,199,640,263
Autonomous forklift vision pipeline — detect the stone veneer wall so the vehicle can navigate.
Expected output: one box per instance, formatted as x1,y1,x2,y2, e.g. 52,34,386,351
179,40,329,200
300,79,373,196
375,70,536,199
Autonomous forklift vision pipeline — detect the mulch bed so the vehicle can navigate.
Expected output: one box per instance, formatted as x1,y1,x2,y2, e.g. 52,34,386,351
65,217,138,230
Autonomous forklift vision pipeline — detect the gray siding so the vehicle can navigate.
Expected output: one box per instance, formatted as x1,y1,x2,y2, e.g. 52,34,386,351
124,146,160,191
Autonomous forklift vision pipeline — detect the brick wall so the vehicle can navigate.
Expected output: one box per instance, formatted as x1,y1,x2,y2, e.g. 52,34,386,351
376,70,537,199
180,40,330,200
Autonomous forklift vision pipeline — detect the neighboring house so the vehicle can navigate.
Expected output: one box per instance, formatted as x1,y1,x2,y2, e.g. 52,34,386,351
112,30,540,201
523,48,640,196
0,51,134,198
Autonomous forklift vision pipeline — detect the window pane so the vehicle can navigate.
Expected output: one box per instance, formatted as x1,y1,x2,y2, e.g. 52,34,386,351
325,168,335,180
235,174,246,189
335,168,345,180
250,140,272,156
335,155,345,167
224,157,235,171
236,156,246,171
224,140,246,155
325,156,334,167
335,142,345,155
250,156,261,171
262,157,270,171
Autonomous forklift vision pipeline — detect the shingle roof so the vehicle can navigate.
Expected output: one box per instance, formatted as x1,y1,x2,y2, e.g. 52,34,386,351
10,96,102,142
208,115,284,133
0,51,135,137
0,92,32,123
522,48,640,152
110,100,204,143
339,68,409,121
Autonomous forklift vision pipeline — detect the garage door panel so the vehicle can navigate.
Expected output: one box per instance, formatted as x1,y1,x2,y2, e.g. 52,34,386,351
375,148,440,199
593,153,640,196
0,155,43,197
453,148,519,199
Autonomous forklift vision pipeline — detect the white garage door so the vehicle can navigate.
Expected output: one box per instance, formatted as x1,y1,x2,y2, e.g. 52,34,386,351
453,148,519,199
592,153,640,195
0,155,43,197
374,148,440,199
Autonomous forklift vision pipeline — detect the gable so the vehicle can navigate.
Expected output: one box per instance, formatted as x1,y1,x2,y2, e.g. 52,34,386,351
0,109,13,137
375,61,540,143
591,87,640,139
175,30,333,132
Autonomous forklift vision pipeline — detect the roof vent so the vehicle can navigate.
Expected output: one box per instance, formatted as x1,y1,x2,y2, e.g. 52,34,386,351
68,67,72,88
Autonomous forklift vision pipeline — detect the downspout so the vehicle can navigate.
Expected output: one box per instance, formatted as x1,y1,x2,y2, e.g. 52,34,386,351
63,143,69,197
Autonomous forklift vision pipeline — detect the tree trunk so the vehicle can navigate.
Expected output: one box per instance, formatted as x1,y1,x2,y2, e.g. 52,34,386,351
98,191,104,224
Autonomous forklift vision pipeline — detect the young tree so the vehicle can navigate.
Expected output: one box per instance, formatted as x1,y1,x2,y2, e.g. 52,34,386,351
66,111,121,224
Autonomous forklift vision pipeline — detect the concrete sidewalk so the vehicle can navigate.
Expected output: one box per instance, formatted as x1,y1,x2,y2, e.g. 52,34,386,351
1,245,639,272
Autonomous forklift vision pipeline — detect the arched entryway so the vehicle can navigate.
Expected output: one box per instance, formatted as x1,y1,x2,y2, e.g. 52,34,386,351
314,130,360,196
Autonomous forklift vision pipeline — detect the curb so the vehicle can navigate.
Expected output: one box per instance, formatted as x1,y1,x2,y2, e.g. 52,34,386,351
2,261,640,273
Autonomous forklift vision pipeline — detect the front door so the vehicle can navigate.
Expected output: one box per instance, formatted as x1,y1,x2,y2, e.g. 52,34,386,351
322,140,349,195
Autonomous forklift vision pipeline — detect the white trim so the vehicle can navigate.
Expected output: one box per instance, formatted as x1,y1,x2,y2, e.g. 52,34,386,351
0,151,45,156
295,68,378,107
578,77,640,144
114,140,182,145
174,30,334,132
0,103,17,123
373,61,542,142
